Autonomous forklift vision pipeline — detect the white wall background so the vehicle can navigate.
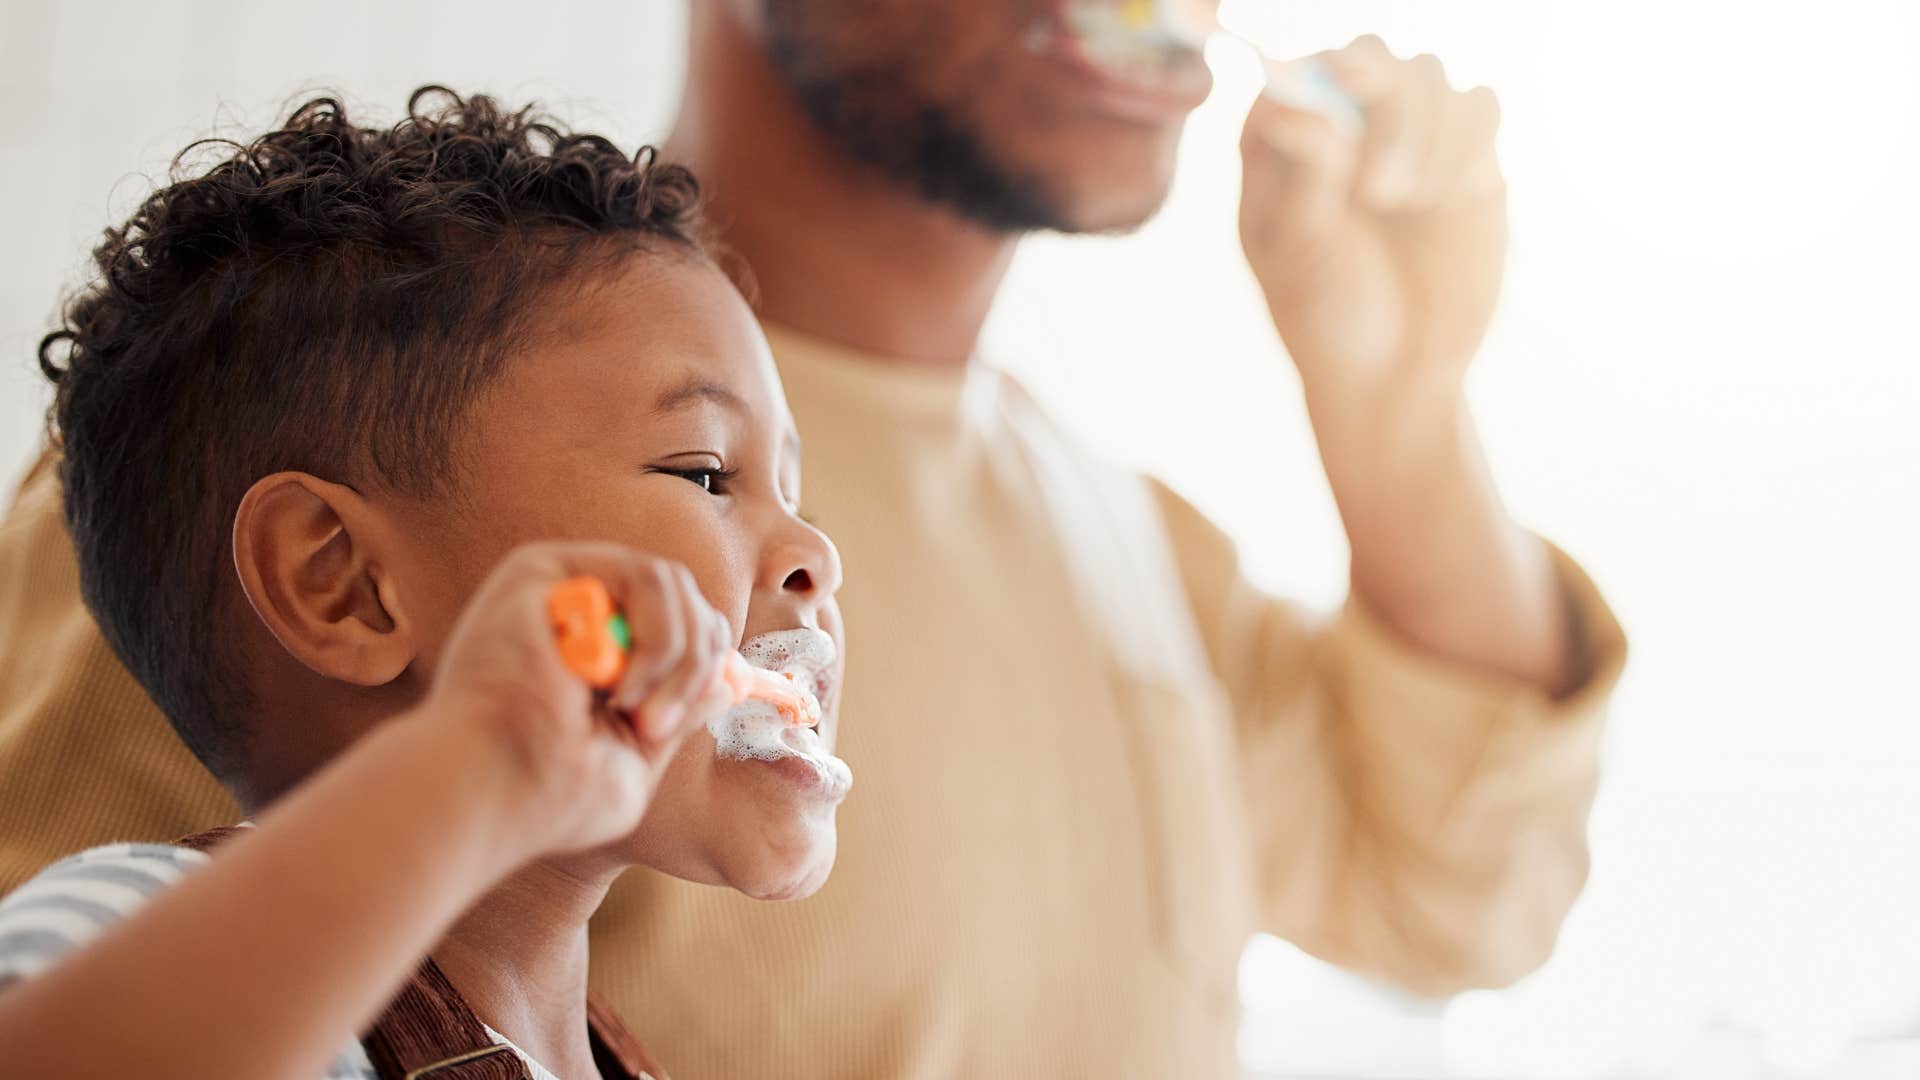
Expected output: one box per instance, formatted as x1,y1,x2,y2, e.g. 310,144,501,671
0,0,687,477
3,2,1918,1078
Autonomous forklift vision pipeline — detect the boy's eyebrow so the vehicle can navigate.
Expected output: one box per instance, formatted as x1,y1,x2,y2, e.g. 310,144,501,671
653,377,747,416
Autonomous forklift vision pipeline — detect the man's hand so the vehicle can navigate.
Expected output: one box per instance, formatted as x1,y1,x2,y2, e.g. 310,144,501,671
1235,37,1581,696
1239,35,1507,405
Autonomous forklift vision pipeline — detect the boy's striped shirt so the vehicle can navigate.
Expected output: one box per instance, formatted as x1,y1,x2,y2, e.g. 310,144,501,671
0,841,558,1080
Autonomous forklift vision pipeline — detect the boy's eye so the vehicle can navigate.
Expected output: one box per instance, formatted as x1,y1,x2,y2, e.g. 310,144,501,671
661,466,734,495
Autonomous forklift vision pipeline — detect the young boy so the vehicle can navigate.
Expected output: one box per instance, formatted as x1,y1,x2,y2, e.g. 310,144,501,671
0,87,851,1078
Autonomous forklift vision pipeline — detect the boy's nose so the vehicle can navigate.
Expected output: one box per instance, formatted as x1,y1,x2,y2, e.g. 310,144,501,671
767,515,843,603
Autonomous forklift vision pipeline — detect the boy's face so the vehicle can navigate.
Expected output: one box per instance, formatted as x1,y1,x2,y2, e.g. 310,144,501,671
394,252,848,900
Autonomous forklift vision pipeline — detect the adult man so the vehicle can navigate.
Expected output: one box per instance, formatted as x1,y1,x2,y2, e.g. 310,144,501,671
0,2,1624,1076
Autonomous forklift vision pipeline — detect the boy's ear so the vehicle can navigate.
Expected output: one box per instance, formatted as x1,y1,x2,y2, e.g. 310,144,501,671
231,472,414,687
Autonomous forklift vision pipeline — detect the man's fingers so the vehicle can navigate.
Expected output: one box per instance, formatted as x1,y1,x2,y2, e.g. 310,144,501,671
1318,39,1467,210
1240,97,1357,250
1320,34,1392,92
1367,56,1442,208
1436,85,1505,203
1243,95,1351,172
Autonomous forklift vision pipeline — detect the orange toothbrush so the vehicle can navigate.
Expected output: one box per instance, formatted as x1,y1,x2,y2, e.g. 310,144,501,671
547,576,819,728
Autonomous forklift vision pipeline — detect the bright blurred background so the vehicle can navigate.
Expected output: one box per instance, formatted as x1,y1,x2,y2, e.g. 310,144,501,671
2,2,1916,1077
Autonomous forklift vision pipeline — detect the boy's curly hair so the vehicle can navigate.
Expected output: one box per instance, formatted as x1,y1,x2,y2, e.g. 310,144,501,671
39,86,705,782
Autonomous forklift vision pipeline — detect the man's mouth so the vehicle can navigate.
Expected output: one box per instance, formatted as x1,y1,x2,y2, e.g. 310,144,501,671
1025,0,1216,116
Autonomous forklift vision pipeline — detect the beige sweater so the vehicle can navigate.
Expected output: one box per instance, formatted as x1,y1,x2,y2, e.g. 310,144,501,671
0,324,1624,1078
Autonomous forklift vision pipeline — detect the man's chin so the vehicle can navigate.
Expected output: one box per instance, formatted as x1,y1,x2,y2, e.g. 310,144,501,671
1059,199,1166,237
1027,153,1181,235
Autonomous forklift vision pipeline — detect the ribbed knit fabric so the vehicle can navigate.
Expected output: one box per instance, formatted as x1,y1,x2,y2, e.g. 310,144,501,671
0,453,239,880
0,324,1625,1078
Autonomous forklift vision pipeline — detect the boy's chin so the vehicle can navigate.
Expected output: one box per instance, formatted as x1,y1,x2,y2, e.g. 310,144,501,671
713,797,841,902
595,739,847,899
703,749,848,900
600,792,841,901
731,835,838,901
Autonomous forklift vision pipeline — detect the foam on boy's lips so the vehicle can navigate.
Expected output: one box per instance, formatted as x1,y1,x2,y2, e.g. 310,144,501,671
544,579,850,796
713,628,851,797
721,652,823,729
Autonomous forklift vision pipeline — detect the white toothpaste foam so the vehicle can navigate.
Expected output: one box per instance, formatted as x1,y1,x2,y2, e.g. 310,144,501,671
712,629,852,796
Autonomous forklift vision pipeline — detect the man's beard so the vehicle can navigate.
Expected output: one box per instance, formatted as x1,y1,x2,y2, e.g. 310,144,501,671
761,3,1074,234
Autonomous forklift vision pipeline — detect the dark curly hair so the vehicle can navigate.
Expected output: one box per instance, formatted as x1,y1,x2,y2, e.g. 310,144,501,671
39,86,706,782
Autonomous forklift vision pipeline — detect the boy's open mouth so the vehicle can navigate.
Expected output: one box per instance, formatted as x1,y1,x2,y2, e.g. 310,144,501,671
717,628,852,801
738,627,838,729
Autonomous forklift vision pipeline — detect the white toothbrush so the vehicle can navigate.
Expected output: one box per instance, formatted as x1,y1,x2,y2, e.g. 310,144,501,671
1064,0,1366,136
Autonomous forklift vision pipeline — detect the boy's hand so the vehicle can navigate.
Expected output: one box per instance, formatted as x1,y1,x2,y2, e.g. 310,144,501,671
425,542,735,859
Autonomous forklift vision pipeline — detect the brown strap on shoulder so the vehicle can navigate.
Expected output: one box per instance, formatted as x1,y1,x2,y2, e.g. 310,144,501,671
361,958,528,1080
171,825,251,853
169,827,661,1079
588,990,668,1080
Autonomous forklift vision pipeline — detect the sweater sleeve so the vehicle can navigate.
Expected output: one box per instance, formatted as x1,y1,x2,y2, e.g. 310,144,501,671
1152,480,1627,996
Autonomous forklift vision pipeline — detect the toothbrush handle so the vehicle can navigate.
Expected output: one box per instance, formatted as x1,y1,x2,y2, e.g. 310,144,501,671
548,577,814,725
548,576,626,689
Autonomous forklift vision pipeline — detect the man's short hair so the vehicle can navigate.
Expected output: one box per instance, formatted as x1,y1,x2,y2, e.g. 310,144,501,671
39,86,704,780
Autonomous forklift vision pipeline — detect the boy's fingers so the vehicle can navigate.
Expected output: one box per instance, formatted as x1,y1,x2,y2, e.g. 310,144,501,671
637,566,720,741
694,606,738,719
609,558,686,713
688,643,736,727
660,606,732,741
468,543,723,741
